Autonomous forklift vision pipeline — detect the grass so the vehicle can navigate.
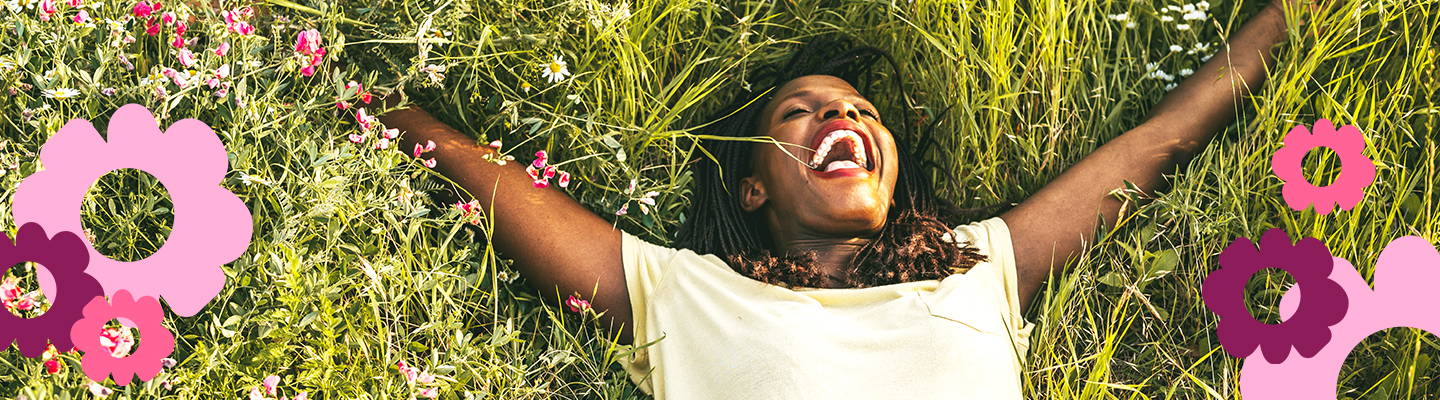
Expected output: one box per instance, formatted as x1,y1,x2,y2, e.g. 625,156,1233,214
1,0,1438,398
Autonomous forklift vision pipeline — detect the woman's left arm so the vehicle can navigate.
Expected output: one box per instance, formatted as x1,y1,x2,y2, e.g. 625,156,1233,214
1003,2,1293,306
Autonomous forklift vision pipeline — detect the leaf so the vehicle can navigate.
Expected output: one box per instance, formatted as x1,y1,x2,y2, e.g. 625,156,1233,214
1098,271,1127,288
1146,249,1179,280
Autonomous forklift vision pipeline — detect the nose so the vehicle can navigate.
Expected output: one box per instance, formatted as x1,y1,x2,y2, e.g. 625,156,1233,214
819,100,861,122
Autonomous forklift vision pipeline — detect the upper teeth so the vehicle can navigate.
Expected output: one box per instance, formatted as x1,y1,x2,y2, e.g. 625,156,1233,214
809,130,868,170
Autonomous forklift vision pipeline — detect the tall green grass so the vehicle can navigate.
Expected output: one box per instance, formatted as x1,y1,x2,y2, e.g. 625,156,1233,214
1,0,1437,398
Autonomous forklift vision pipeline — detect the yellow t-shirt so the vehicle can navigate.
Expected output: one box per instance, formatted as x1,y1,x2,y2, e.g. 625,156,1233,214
620,217,1033,399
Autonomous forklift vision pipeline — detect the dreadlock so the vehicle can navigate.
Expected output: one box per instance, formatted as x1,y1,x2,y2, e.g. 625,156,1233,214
673,38,987,288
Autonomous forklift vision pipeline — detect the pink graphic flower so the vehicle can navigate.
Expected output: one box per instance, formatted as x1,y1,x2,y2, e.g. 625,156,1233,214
1202,229,1347,363
69,290,176,385
0,223,104,357
1271,119,1376,215
11,104,254,317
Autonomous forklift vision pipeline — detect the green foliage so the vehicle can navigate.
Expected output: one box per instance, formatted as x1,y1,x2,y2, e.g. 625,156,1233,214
1,0,1438,399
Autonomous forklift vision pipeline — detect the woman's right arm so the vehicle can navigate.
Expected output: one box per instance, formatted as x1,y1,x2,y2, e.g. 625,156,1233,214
378,101,633,342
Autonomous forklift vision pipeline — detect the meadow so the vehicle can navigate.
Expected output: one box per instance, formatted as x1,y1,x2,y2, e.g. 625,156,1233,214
1,0,1438,398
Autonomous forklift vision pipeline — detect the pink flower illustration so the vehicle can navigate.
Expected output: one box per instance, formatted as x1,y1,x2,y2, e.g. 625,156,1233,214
69,290,175,385
1271,119,1376,215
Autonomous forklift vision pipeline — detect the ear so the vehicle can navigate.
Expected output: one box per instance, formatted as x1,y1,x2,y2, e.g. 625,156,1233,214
738,176,768,212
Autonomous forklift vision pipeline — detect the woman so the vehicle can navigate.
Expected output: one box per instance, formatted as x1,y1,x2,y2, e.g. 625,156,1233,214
378,2,1298,398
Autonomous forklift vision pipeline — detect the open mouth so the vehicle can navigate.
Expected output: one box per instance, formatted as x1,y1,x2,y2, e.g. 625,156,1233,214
807,124,875,173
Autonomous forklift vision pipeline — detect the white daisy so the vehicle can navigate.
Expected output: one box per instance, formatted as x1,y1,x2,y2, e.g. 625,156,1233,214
1176,24,1191,31
1169,45,1184,53
42,88,81,99
1160,15,1175,23
541,55,571,83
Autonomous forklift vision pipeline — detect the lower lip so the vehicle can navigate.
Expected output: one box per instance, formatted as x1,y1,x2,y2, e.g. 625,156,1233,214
810,166,870,179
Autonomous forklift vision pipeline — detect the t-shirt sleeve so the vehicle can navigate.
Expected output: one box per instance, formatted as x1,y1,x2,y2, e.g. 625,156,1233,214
946,217,1032,338
619,232,679,393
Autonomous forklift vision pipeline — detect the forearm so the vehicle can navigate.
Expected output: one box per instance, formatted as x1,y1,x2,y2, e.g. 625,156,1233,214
1142,4,1289,157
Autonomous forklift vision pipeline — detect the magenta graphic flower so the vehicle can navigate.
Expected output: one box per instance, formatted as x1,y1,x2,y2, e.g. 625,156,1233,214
11,104,253,316
1202,229,1348,363
1271,119,1375,215
69,290,175,386
0,223,104,357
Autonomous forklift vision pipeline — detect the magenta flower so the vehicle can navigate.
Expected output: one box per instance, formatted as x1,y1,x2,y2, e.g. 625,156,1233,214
558,171,571,188
348,134,364,144
293,29,327,77
160,11,175,24
396,361,420,384
72,10,89,24
174,20,187,35
214,42,230,57
382,128,399,140
418,388,439,399
355,108,378,132
132,1,154,17
38,0,57,21
531,150,548,169
421,158,437,168
222,8,255,35
413,140,435,157
144,18,160,36
170,35,185,49
566,295,592,313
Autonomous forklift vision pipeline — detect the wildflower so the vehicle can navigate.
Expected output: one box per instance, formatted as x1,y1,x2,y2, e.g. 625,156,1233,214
160,11,174,24
72,10,88,23
292,392,309,400
488,140,502,149
396,361,420,384
637,191,659,214
566,294,591,313
383,128,400,140
531,150,548,169
38,0,56,21
174,20,187,35
262,375,280,396
1179,68,1194,77
1108,12,1128,21
558,171,571,188
144,17,160,35
1169,45,1183,53
373,138,390,149
214,41,230,56
521,81,532,93
348,134,365,144
1165,83,1178,91
1176,24,1191,31
132,1,154,17
1125,21,1137,29
1160,15,1175,22
89,382,113,397
355,108,378,132
101,87,117,96
293,29,326,77
421,64,447,85
418,388,439,399
161,358,177,368
223,9,255,35
248,387,265,400
99,326,136,357
625,178,637,195
540,55,570,83
413,140,436,157
42,88,81,99
178,48,196,67
44,357,62,374
615,203,629,216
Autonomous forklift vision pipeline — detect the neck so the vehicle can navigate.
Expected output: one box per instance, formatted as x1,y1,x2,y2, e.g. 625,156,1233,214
782,236,872,287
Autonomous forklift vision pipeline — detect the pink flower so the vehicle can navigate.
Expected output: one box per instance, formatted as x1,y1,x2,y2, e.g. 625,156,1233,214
132,1,153,17
373,138,390,150
170,35,186,49
417,372,436,385
262,375,281,396
382,128,400,140
418,388,439,399
38,0,57,20
144,18,161,36
557,171,571,188
178,49,196,67
160,11,175,24
223,10,255,36
355,108,379,132
214,42,230,57
248,387,265,400
616,203,629,216
291,392,309,400
215,64,230,79
299,65,316,77
10,293,35,311
72,10,89,24
488,140,503,149
161,358,177,368
44,357,61,374
67,0,81,6
295,29,323,54
336,101,350,110
566,295,592,313
396,361,420,384
531,150,548,169
413,140,435,157
174,21,187,35
348,134,365,144
422,158,437,168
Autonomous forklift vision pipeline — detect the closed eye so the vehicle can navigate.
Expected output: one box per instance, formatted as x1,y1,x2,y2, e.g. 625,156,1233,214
783,108,810,119
860,109,880,120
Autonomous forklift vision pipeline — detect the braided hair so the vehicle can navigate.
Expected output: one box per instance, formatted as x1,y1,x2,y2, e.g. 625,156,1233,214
673,39,987,288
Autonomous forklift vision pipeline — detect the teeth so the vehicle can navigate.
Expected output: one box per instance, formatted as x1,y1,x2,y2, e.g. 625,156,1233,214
824,160,861,172
808,130,868,169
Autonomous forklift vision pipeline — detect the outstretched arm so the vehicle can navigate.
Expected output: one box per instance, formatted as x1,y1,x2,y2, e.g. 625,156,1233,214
1003,2,1293,306
377,101,633,342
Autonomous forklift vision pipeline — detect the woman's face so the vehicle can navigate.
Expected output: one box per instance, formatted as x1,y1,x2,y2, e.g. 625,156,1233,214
741,75,901,242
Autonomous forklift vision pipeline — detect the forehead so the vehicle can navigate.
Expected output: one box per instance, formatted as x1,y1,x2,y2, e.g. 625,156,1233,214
770,75,863,104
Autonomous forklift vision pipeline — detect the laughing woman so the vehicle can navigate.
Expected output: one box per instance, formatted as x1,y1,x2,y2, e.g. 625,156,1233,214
378,2,1298,398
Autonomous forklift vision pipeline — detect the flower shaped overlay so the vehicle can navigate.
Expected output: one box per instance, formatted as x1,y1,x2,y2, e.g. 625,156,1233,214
11,104,253,316
69,290,175,385
1271,119,1376,215
1237,236,1440,399
0,223,103,357
1202,228,1348,363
